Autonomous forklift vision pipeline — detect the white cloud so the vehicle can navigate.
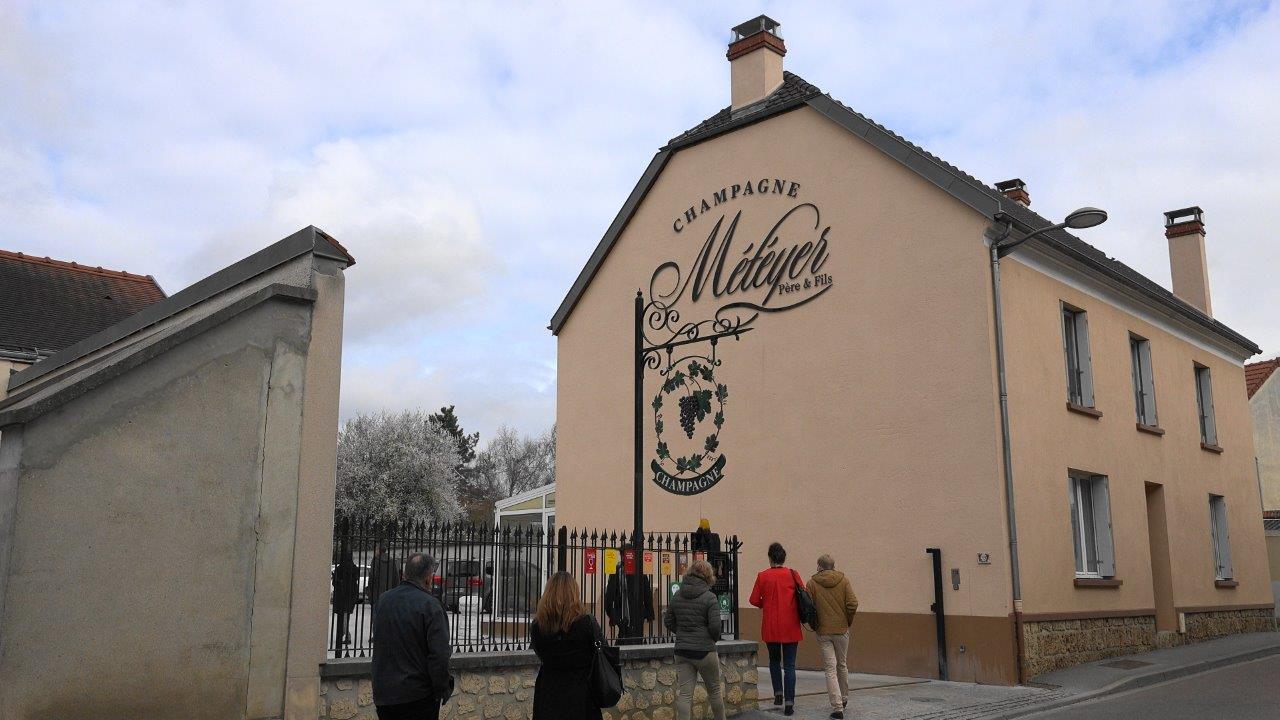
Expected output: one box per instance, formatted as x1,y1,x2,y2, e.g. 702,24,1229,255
1,1,1277,444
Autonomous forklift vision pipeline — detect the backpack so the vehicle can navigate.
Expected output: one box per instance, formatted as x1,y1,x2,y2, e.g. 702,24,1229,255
791,570,819,631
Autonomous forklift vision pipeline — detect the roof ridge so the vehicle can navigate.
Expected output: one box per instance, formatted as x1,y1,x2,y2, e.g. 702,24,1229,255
0,248,161,286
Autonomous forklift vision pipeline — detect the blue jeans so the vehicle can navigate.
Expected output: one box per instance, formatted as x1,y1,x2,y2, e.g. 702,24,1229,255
767,642,798,702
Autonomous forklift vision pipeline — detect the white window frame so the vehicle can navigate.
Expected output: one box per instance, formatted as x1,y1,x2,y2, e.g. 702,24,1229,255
1062,304,1095,407
1129,334,1157,426
1209,494,1233,580
1069,473,1115,578
1194,364,1217,446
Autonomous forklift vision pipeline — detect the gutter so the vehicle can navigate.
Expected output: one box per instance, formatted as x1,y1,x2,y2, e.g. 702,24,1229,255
985,218,1027,684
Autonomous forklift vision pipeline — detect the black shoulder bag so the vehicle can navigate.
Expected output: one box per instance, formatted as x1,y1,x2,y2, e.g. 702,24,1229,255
587,615,623,708
792,570,819,631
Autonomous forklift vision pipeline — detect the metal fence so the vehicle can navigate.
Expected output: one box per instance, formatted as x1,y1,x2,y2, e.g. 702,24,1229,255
328,519,742,658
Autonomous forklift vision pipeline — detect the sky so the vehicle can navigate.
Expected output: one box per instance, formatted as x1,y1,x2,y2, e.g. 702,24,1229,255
2,1,1278,447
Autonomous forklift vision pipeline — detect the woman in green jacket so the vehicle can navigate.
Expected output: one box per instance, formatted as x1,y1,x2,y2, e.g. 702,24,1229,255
663,560,725,720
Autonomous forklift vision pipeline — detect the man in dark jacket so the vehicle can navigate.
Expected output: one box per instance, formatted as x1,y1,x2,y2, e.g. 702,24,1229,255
371,553,453,720
604,555,653,643
368,544,400,608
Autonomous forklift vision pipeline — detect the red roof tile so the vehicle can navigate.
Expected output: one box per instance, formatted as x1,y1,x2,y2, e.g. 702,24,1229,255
1245,358,1280,399
0,249,166,355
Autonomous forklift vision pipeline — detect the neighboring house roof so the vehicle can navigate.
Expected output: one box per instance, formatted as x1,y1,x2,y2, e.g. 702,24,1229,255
1264,517,1280,535
549,72,1261,359
1245,358,1280,399
0,249,166,356
5,226,352,393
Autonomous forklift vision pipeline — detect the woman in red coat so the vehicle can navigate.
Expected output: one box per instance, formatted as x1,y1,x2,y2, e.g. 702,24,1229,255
749,542,803,715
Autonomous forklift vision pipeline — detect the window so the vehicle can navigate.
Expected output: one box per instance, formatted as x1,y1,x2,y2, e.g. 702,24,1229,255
1209,495,1233,580
1194,364,1217,446
1130,335,1157,426
1069,473,1115,578
1062,305,1094,407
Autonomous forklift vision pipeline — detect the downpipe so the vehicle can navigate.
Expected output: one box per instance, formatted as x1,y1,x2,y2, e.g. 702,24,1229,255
986,218,1027,684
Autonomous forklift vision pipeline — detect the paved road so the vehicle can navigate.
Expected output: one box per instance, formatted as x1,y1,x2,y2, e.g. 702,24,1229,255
1024,655,1280,720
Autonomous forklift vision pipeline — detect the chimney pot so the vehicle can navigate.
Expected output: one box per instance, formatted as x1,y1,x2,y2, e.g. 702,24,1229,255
995,178,1031,207
1164,206,1212,316
727,15,786,111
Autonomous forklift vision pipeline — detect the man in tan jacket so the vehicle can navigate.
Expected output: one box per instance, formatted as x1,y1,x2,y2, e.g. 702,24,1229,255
806,554,859,719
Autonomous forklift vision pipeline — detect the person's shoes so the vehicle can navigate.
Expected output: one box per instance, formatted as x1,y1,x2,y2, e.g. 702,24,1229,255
830,712,845,719
774,694,784,706
784,704,795,716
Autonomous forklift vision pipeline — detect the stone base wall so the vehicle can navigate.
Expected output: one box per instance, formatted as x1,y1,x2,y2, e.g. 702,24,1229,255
1023,609,1279,678
1183,608,1277,642
319,641,758,720
1021,615,1156,678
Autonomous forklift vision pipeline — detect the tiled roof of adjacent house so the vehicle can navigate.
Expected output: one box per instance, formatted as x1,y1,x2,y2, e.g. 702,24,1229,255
0,249,166,356
550,71,1261,358
1245,358,1280,399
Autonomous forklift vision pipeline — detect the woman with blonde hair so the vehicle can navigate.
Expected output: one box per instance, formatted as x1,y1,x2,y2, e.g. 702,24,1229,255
663,559,725,720
530,571,605,719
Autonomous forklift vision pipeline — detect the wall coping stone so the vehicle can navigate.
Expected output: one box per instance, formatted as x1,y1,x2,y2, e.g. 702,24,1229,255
319,640,758,679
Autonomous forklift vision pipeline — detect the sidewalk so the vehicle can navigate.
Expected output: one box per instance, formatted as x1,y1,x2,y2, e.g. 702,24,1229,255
735,631,1280,720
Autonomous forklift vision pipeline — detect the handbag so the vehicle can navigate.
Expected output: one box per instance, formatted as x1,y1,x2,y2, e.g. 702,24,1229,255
588,616,624,708
791,570,819,631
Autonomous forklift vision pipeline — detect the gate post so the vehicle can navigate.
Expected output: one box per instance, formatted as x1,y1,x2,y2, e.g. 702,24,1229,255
557,525,568,572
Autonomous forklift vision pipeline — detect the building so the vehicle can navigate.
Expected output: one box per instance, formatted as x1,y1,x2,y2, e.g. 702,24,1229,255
1246,357,1280,613
1247,357,1280,513
494,482,557,532
0,248,165,400
551,16,1274,683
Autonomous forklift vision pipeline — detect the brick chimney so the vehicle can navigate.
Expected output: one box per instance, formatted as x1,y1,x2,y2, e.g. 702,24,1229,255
1164,206,1212,316
728,15,785,111
995,178,1031,207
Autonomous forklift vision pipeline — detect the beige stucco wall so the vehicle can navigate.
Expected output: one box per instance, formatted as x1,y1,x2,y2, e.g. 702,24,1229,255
1250,373,1280,512
556,107,1016,681
999,249,1271,616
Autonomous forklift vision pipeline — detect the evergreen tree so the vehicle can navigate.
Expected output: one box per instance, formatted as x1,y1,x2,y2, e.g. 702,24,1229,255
428,404,479,468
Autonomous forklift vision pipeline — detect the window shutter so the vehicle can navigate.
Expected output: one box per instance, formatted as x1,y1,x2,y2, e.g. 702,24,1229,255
1091,477,1115,577
1212,498,1233,579
1141,348,1157,425
1062,309,1075,401
1202,371,1217,445
1076,313,1095,407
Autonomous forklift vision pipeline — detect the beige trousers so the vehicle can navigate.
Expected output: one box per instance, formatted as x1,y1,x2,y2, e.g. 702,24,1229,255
675,650,726,720
817,632,850,710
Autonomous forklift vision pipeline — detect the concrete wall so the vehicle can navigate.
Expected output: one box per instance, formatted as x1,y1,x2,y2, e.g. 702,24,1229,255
318,641,759,720
1250,373,1280,512
556,106,1016,683
0,236,349,720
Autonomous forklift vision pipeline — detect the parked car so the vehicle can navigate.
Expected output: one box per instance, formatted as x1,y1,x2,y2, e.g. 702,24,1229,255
438,559,484,612
483,558,544,615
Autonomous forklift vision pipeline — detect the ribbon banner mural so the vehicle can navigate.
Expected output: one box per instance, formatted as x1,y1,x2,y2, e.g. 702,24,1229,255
640,180,836,495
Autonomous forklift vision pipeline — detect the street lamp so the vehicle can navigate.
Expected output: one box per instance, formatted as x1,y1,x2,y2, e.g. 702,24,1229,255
987,204,1107,683
994,206,1108,257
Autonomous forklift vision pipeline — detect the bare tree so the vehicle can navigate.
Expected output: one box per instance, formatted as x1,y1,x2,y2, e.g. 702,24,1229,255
463,424,555,522
335,410,462,524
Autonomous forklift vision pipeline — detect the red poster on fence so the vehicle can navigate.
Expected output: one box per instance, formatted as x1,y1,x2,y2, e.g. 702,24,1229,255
584,548,597,574
623,549,636,574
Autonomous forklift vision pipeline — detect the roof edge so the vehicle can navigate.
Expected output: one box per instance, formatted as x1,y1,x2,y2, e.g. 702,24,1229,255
0,283,316,428
8,226,350,391
549,152,671,335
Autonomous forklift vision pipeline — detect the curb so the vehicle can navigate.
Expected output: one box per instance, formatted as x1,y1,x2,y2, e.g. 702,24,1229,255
987,642,1280,719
